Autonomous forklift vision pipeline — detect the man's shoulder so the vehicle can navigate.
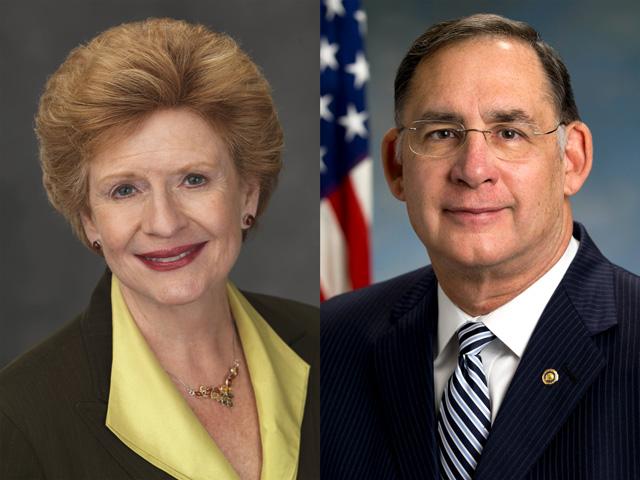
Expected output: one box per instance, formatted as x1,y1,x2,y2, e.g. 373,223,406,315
323,266,433,313
611,263,640,306
611,262,640,286
321,266,434,338
570,223,640,321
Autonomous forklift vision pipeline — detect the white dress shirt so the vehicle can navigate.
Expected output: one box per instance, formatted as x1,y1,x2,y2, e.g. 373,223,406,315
434,237,579,423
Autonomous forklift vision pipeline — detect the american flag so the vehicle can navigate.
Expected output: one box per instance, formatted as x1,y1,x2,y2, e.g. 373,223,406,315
320,0,372,300
320,0,373,300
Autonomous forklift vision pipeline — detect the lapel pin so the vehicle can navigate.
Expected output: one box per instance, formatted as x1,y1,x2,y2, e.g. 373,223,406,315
542,368,559,385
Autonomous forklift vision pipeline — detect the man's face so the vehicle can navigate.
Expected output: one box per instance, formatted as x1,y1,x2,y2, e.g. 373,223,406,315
393,37,576,277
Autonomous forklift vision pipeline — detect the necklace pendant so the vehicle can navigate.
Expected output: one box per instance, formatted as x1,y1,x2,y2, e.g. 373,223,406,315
212,385,234,407
171,359,240,407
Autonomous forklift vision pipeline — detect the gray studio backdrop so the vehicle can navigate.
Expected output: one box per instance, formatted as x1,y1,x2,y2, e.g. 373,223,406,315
365,0,640,283
0,0,319,368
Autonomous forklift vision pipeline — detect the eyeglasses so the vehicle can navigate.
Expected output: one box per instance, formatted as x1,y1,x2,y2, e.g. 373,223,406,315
398,120,564,161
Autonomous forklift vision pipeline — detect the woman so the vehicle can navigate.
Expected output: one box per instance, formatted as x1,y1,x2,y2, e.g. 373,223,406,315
0,18,318,480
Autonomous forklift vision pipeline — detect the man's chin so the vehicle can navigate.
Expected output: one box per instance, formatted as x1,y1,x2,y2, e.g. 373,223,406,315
428,241,514,273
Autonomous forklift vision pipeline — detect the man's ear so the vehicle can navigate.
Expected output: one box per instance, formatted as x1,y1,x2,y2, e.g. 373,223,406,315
382,128,406,201
562,121,593,197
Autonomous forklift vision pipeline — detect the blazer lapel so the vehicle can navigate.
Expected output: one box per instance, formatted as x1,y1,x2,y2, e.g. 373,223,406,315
373,269,439,479
75,402,176,479
73,270,173,479
475,224,617,480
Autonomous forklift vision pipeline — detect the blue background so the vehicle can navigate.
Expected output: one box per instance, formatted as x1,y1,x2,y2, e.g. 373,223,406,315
365,0,640,281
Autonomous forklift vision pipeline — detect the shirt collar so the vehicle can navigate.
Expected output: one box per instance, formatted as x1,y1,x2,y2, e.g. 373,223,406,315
106,276,309,480
437,236,579,358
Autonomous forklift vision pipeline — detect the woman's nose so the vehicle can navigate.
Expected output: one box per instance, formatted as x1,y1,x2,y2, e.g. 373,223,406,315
141,189,188,237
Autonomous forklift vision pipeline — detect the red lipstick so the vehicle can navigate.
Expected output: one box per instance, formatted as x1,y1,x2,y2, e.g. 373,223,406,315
135,242,207,271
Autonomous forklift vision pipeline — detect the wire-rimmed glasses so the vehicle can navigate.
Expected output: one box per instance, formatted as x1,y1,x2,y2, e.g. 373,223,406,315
398,120,564,161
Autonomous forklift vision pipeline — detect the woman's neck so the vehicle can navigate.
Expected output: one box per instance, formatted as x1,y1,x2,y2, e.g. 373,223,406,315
119,281,237,375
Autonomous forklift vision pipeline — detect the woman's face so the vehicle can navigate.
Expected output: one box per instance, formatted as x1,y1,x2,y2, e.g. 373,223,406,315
81,108,258,307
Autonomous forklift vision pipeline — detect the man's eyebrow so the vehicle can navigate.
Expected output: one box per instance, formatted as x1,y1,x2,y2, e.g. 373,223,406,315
412,109,537,125
484,109,536,124
413,111,465,124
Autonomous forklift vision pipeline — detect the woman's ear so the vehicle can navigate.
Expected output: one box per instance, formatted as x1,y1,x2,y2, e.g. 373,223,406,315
242,180,260,216
80,208,99,244
562,121,593,197
382,128,406,201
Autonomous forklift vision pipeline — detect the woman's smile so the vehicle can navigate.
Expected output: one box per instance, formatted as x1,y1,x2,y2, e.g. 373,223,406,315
136,241,208,271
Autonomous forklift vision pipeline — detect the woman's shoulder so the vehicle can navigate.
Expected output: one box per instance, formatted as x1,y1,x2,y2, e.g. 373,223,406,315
0,315,84,384
0,314,92,417
243,291,318,320
1,270,112,390
242,291,319,361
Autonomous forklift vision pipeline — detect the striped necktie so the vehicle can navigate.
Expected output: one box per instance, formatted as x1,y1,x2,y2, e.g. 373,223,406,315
438,321,496,480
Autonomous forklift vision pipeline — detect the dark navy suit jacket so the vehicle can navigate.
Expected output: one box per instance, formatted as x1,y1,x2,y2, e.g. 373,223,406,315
321,223,640,479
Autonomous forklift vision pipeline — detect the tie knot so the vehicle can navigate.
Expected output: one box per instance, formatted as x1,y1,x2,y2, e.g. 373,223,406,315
457,321,495,356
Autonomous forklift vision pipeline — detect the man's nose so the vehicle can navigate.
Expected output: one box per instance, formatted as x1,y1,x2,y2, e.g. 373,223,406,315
141,189,188,237
449,130,500,188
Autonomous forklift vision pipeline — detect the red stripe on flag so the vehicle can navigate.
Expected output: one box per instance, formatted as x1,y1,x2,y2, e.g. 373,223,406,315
327,175,371,289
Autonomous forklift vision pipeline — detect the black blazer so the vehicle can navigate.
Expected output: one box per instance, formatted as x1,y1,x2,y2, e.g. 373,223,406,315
0,271,319,479
321,223,640,479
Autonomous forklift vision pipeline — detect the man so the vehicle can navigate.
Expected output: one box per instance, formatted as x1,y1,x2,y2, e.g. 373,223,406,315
321,14,640,480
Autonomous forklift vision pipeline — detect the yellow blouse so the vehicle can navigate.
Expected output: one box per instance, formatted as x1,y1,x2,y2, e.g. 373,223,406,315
105,276,310,480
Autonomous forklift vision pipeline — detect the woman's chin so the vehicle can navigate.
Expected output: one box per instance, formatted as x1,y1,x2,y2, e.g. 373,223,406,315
126,277,217,308
154,282,212,306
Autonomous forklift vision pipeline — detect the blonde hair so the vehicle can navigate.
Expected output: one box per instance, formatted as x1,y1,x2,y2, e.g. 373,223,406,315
36,18,283,248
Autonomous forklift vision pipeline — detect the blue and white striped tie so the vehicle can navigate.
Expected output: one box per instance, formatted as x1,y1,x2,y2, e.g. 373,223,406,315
438,321,496,480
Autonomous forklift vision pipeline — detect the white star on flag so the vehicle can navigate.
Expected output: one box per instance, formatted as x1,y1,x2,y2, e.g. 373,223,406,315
345,52,370,89
321,147,327,172
320,37,339,71
324,0,345,20
320,95,334,121
338,103,368,141
354,9,367,35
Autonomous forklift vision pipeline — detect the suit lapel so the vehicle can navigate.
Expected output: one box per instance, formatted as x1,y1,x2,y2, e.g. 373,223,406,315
475,224,616,480
475,287,606,479
373,269,439,479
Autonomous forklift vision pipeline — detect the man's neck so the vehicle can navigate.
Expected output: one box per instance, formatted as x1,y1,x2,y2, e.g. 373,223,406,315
433,224,574,317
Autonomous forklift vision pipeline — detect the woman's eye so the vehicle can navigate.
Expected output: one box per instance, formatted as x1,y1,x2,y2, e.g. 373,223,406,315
184,174,207,186
112,184,137,198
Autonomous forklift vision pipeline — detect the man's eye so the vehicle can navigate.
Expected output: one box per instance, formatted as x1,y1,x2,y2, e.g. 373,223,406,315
496,128,525,140
184,174,207,186
427,129,459,140
112,184,137,198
